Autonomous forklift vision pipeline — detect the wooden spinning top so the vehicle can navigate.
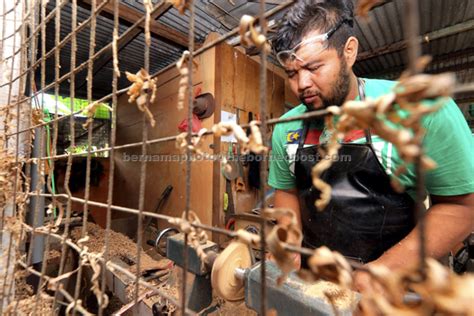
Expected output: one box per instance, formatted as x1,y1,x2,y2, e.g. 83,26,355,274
211,241,252,301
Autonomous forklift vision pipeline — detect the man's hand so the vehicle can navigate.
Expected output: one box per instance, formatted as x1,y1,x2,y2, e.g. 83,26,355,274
266,252,301,270
352,270,373,293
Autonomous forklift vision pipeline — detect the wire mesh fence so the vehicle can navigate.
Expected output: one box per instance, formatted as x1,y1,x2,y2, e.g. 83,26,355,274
0,0,473,315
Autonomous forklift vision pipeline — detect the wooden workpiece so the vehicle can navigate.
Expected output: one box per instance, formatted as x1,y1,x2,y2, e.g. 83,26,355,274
211,241,252,302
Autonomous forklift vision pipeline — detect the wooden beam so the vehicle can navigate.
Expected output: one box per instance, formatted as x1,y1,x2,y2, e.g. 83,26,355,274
82,0,192,47
357,19,474,61
75,0,184,94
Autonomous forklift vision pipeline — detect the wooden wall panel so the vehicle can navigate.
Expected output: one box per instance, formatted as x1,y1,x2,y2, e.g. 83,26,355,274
113,41,287,241
113,49,215,230
213,44,287,236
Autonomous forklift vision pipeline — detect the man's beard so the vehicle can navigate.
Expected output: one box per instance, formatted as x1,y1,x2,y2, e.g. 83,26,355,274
300,58,351,109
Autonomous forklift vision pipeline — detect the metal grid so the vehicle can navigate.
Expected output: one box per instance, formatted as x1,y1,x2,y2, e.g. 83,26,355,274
0,0,473,315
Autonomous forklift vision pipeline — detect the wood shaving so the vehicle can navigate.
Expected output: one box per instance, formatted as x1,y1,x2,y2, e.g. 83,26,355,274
175,128,209,155
144,0,153,47
167,211,209,263
43,202,64,233
168,0,191,15
303,280,356,311
235,229,260,248
356,0,382,18
311,109,341,210
211,121,267,155
79,249,109,308
191,128,209,154
176,132,189,151
297,246,353,289
176,51,198,111
361,258,474,315
263,208,302,284
31,108,45,126
239,15,270,54
126,68,157,127
81,100,112,129
245,121,268,154
65,298,93,316
112,34,121,77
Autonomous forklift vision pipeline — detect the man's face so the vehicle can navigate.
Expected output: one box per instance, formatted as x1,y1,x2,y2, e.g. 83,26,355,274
284,32,351,110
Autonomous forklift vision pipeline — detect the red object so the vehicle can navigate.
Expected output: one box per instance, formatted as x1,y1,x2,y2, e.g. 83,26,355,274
178,113,202,133
194,86,202,98
343,129,368,142
304,129,323,145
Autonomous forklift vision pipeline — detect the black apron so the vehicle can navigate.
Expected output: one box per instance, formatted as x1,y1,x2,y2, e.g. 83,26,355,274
295,79,416,263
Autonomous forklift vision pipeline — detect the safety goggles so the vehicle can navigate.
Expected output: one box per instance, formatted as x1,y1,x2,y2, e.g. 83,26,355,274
275,18,352,67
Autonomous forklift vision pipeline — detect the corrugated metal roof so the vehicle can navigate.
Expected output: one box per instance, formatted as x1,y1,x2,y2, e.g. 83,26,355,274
39,0,474,101
353,0,474,83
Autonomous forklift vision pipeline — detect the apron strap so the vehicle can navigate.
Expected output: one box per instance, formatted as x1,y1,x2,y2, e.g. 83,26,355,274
298,121,309,149
357,78,372,145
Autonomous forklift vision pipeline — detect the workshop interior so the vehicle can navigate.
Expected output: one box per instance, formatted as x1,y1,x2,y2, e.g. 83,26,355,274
0,0,473,315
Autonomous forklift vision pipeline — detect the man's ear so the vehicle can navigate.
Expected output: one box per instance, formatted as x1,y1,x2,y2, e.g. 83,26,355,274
344,36,358,67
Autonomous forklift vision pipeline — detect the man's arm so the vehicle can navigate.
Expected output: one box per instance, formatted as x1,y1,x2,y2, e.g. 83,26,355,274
353,193,473,292
273,188,302,268
371,193,474,270
274,188,302,229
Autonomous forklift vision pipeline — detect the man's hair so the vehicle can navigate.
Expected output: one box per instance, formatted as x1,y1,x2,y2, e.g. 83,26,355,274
272,0,355,56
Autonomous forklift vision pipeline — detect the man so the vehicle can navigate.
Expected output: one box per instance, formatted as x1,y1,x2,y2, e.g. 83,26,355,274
268,0,474,290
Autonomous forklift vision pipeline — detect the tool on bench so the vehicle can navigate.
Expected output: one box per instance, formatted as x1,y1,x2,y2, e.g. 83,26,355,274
235,108,246,192
145,186,175,255
143,185,173,234
147,227,180,257
223,144,237,224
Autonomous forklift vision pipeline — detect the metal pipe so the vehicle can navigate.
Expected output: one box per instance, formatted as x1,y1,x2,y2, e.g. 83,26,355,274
27,127,46,266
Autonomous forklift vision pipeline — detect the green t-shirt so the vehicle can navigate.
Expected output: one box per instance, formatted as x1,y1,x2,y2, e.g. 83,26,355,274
268,78,474,199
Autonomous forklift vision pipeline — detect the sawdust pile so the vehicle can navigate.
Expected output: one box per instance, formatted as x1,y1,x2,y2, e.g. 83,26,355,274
13,270,34,300
4,292,55,315
303,280,356,310
124,282,178,314
46,249,61,262
209,300,257,316
71,222,171,274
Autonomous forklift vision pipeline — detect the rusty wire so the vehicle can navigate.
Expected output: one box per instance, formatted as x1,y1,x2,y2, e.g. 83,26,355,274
258,0,268,314
70,0,98,314
402,0,427,277
33,0,54,314
1,0,24,310
98,0,120,314
132,0,154,312
52,0,79,312
181,1,196,314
